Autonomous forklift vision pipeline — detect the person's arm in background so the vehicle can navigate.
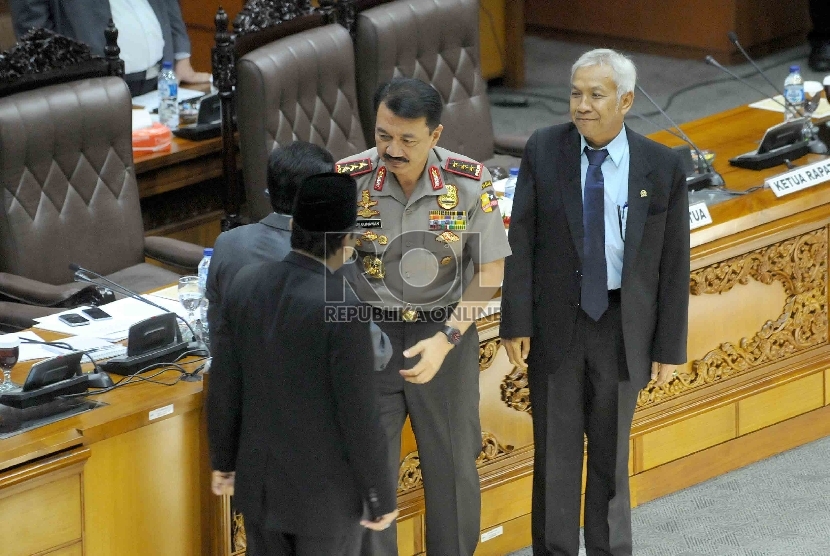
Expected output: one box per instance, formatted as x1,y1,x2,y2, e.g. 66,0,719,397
165,0,210,83
9,0,54,38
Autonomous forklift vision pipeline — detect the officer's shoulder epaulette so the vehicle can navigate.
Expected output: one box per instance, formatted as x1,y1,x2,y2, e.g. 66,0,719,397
335,158,373,176
444,157,483,181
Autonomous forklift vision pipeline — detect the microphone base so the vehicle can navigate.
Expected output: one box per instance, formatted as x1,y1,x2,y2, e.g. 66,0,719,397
87,371,115,389
729,142,811,171
686,172,724,191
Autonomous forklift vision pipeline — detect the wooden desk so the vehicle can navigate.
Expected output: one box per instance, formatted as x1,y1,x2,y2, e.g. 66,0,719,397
0,345,206,556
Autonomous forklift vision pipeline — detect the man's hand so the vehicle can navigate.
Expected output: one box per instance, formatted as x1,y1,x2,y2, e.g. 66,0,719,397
211,471,235,496
361,509,399,531
504,337,530,370
651,362,677,387
399,333,453,384
174,57,212,84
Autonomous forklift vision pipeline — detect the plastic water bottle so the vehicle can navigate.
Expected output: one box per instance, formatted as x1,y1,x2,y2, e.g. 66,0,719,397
783,65,804,122
197,248,213,346
504,167,519,199
158,61,179,128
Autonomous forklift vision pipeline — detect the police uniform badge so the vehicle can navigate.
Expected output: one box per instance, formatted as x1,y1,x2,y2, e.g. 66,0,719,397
429,210,467,231
437,184,459,209
445,158,483,181
480,191,498,213
357,190,380,218
401,306,418,322
436,230,460,244
363,255,385,279
336,158,373,177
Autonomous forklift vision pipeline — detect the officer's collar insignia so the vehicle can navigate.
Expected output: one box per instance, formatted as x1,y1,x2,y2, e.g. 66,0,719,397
374,166,387,191
445,158,483,181
336,158,373,176
429,165,443,191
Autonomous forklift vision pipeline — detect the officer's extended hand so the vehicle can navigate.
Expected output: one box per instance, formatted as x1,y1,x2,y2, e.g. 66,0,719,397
651,361,677,387
361,509,399,531
399,333,453,384
504,337,530,370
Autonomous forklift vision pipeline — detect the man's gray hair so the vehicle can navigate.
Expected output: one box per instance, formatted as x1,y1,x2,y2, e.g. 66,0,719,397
571,49,637,104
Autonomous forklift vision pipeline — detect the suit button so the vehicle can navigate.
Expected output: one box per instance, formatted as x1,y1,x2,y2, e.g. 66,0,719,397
406,209,413,215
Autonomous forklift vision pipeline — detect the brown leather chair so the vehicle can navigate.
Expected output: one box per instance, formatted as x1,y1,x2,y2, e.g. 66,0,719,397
353,0,526,170
0,70,203,330
234,22,368,220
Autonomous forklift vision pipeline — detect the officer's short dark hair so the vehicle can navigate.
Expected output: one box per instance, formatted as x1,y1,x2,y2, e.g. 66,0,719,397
374,77,443,131
290,225,351,259
267,142,334,215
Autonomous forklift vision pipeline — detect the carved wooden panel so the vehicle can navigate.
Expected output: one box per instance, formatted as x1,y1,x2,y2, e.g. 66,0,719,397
638,227,828,408
397,431,514,494
498,228,829,412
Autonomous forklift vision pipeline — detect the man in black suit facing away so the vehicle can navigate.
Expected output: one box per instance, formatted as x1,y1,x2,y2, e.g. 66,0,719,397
500,49,690,556
207,172,399,556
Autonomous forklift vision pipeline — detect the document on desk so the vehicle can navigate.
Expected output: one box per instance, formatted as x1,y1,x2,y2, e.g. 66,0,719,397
131,88,205,112
749,95,830,119
33,296,188,340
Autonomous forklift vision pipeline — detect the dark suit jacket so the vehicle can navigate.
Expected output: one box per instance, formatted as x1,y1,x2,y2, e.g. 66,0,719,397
207,252,397,536
10,0,190,65
500,123,690,388
205,213,392,371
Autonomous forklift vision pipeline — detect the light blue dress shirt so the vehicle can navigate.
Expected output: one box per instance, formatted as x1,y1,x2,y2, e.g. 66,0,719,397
580,127,629,290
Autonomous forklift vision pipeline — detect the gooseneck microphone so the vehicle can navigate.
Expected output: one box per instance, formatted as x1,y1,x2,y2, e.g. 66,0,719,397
727,31,804,117
703,56,792,113
635,84,725,190
68,263,204,353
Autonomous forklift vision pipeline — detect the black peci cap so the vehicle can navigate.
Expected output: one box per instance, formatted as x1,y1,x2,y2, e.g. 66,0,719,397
292,172,358,232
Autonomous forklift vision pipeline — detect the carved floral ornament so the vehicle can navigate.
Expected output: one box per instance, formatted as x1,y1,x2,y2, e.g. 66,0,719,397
397,432,514,494
500,228,828,412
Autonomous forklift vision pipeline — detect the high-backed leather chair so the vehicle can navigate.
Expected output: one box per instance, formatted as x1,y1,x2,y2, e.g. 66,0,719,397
0,31,203,330
353,0,525,169
234,22,368,220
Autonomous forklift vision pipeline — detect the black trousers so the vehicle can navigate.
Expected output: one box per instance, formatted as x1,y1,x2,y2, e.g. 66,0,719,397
246,519,362,556
361,318,482,556
810,0,830,43
529,294,641,556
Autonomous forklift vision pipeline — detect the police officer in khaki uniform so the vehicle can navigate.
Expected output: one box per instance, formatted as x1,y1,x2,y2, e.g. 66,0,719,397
337,78,511,556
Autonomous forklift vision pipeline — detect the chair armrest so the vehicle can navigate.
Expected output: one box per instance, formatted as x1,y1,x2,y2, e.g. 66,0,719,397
0,273,88,306
494,133,531,157
144,236,205,273
0,301,63,332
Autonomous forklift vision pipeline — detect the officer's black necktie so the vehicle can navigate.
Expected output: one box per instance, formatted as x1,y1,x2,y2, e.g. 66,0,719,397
582,147,610,321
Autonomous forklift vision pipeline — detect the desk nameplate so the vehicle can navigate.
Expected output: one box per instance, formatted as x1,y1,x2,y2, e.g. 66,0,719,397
765,158,830,197
689,202,713,230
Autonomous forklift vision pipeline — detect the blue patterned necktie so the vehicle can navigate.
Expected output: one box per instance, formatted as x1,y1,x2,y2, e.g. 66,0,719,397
582,147,609,321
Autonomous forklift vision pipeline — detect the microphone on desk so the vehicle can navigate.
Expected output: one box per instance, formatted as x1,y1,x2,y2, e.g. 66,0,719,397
726,31,806,118
635,84,725,190
68,263,208,357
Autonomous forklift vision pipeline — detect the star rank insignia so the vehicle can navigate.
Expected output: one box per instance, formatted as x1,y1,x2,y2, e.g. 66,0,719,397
437,184,459,209
429,165,443,190
445,158,483,181
436,230,460,244
357,190,380,218
336,158,373,176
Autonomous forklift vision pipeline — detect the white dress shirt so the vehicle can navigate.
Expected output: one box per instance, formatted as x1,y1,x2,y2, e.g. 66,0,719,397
108,0,165,74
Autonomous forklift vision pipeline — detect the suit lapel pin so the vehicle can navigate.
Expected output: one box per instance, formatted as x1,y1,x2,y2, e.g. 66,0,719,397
640,189,648,198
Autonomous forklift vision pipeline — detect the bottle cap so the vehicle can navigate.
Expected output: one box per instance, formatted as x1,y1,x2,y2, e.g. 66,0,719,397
509,167,520,176
162,61,173,70
790,65,800,73
203,248,214,256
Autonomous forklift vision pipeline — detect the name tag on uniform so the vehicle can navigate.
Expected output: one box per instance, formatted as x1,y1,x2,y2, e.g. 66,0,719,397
356,219,382,229
429,210,467,231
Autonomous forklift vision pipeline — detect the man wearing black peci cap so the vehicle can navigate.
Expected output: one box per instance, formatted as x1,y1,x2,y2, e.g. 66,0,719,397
208,172,398,556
